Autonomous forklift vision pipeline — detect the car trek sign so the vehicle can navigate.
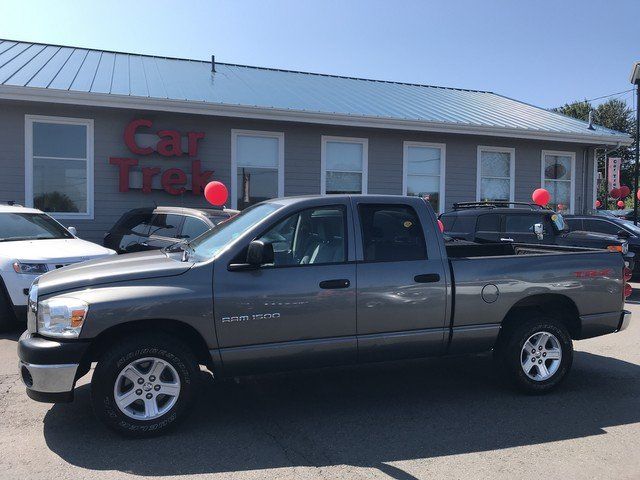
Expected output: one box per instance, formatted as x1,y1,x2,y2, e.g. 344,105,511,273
109,119,214,195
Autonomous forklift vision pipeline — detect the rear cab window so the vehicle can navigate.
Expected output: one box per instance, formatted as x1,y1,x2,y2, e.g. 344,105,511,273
181,216,210,240
149,214,183,239
358,204,427,262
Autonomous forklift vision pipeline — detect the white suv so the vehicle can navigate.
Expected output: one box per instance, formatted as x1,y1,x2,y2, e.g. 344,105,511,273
0,204,115,330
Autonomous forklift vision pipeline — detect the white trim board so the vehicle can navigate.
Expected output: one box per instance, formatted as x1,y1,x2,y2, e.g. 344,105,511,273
320,136,368,195
24,114,94,220
1,86,631,146
231,129,285,209
476,146,516,202
402,141,446,214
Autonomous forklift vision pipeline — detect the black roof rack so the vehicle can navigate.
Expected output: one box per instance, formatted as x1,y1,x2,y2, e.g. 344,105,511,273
452,201,546,211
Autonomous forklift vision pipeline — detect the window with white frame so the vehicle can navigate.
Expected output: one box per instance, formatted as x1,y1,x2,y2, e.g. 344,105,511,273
477,146,515,202
25,115,93,218
542,150,575,213
321,136,368,195
232,130,284,210
403,142,445,213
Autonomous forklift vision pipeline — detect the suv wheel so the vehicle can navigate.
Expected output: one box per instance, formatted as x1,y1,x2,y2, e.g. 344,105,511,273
496,314,573,394
91,334,199,437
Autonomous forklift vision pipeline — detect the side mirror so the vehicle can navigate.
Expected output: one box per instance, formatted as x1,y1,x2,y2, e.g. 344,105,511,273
617,229,631,239
534,223,544,240
229,240,274,271
67,226,77,236
247,240,274,266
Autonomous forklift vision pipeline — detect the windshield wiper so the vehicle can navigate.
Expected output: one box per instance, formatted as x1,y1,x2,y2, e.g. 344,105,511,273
0,236,50,242
164,242,194,262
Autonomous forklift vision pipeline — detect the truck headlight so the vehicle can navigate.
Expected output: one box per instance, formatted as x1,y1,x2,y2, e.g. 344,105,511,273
37,297,88,338
13,262,48,275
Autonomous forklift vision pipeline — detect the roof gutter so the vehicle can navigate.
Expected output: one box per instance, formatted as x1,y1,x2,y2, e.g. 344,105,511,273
0,85,632,146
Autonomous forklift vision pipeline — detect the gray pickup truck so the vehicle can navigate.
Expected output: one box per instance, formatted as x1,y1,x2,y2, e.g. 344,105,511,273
18,195,632,437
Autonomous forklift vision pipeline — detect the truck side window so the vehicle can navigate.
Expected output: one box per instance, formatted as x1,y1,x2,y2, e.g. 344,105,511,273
476,214,500,232
504,214,545,233
359,204,426,262
583,219,619,235
257,206,347,266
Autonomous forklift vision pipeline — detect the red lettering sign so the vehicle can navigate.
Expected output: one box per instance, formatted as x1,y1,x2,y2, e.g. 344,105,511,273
124,119,153,155
112,120,216,196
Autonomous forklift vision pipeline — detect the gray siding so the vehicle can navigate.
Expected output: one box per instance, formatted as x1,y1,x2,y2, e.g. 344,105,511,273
0,100,597,243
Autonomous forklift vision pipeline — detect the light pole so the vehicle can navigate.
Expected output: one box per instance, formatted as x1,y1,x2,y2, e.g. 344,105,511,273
631,62,640,225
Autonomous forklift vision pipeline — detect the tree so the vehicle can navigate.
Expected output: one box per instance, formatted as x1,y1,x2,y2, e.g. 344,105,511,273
554,98,637,205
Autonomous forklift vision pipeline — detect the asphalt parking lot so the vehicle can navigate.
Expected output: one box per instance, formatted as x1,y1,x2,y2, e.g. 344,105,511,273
1,290,639,480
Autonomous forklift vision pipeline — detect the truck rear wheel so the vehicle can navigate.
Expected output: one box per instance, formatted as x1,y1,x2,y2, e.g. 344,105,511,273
91,333,200,437
496,314,573,394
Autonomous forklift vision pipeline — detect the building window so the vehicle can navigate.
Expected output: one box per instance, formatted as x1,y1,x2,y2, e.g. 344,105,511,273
542,150,575,213
321,136,368,195
231,130,284,210
25,115,94,219
476,146,515,202
403,142,446,213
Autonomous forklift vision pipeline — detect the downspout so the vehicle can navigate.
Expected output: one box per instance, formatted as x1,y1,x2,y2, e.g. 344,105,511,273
582,147,588,213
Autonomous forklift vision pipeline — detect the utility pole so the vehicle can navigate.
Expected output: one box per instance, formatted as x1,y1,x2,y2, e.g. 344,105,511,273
632,62,640,225
635,80,640,225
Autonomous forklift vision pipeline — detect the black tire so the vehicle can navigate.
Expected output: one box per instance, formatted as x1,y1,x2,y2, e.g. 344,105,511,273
496,313,573,394
91,333,200,438
0,284,17,333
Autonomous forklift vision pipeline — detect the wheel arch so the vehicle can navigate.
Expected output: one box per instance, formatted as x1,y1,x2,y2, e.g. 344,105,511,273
84,318,213,369
499,294,581,340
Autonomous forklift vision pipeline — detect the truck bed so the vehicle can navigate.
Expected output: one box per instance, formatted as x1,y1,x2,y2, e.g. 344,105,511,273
445,241,625,355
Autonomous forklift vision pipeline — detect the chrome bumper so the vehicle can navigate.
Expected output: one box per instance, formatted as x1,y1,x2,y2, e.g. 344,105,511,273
619,310,632,332
19,361,79,393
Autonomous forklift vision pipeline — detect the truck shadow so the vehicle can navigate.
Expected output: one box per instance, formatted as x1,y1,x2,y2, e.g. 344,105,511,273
42,351,640,478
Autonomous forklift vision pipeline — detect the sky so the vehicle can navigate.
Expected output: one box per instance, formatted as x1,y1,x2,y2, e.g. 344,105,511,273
1,0,638,110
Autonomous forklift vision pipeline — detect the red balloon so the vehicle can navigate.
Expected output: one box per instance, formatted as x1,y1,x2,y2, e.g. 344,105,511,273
595,200,602,208
437,219,444,233
637,190,640,201
617,200,625,209
610,188,620,199
620,185,631,198
532,188,550,206
204,181,228,206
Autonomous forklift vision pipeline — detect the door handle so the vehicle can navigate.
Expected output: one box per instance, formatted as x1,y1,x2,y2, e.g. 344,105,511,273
500,237,514,242
414,273,440,283
319,279,351,289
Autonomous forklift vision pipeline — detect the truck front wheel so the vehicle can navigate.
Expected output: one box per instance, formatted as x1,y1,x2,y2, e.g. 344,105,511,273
91,333,200,437
497,314,573,394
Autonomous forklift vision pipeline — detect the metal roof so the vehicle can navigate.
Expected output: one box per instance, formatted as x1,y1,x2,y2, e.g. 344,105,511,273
0,39,632,145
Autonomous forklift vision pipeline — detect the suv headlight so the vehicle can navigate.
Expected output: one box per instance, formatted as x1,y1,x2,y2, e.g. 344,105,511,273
37,297,88,338
13,262,48,275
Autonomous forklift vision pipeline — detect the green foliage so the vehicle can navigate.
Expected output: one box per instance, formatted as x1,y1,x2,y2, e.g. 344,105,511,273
34,191,79,213
554,98,637,202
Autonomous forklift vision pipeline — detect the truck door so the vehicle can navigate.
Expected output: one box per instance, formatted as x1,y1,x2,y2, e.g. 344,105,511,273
473,213,502,243
213,202,357,375
353,199,448,362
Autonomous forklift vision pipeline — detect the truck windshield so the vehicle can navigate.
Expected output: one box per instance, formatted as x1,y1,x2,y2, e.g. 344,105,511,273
188,203,281,260
0,213,73,242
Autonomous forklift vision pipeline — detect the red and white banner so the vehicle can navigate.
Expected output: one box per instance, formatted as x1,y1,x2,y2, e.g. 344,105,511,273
608,157,622,191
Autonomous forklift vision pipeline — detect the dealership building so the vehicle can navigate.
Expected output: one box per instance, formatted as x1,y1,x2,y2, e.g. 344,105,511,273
0,39,633,242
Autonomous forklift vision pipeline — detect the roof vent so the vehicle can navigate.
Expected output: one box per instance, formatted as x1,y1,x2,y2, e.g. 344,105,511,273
587,110,595,130
211,55,216,73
